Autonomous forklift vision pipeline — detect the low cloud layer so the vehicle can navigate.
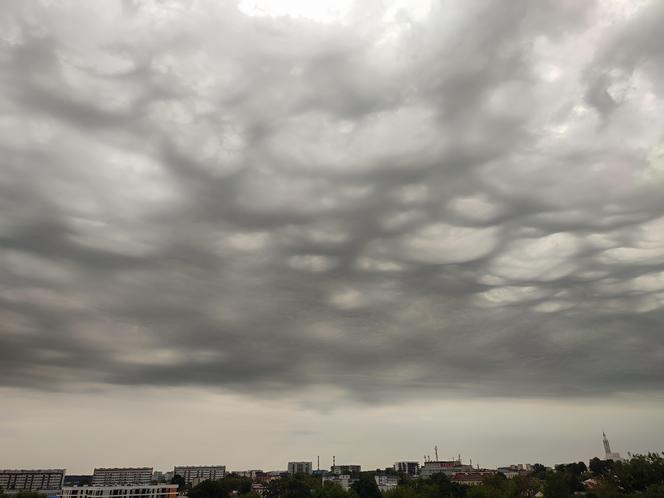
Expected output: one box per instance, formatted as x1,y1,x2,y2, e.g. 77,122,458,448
1,0,664,401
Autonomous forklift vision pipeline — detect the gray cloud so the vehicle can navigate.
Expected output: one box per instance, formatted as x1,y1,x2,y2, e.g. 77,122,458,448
1,0,664,402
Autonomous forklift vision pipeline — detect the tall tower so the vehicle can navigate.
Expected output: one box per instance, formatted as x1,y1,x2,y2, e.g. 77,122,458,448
603,432,612,459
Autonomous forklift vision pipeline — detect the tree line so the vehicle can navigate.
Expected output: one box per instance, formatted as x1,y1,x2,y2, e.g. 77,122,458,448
178,452,664,498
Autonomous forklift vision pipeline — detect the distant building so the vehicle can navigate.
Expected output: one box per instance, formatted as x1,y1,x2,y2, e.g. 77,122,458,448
322,475,355,491
231,470,263,479
92,468,153,486
0,469,65,492
394,462,419,476
287,462,312,476
496,465,528,479
251,483,267,496
62,485,177,498
173,466,226,485
420,460,473,478
602,432,623,461
450,471,495,486
374,476,399,492
331,465,360,475
63,476,92,487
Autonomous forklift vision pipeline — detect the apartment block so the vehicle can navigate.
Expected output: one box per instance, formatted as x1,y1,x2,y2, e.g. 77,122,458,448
92,468,153,486
0,469,65,491
62,485,177,498
173,466,226,485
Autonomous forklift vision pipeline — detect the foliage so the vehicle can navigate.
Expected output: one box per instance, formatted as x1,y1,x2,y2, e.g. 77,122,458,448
351,474,381,498
15,492,47,498
171,474,187,492
188,476,254,498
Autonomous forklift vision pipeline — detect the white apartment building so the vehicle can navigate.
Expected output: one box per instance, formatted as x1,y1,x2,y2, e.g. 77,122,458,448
172,466,226,485
374,476,399,492
322,475,355,491
62,485,177,498
287,462,312,476
0,469,65,492
92,468,153,486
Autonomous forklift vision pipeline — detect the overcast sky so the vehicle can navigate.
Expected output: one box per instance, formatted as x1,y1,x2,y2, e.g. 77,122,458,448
1,0,664,473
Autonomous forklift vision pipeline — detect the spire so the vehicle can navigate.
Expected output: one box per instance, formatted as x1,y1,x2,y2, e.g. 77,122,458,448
603,432,612,458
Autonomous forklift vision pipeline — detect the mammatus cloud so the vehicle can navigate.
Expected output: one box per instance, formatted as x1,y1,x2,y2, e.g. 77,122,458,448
1,0,663,400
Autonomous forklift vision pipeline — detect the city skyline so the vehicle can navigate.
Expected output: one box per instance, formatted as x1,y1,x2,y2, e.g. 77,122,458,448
1,0,663,475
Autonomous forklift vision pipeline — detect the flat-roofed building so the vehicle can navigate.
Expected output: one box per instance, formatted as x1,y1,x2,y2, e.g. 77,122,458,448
173,466,226,485
287,462,312,476
394,462,420,476
374,475,399,492
420,460,473,478
450,471,496,486
0,469,65,492
331,465,360,475
322,475,355,491
92,468,153,486
62,485,177,498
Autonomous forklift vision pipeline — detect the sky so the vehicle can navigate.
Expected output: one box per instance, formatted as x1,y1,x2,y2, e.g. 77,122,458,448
1,0,664,474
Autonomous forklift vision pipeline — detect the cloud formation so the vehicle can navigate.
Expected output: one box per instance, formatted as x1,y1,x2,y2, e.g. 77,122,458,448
1,0,664,401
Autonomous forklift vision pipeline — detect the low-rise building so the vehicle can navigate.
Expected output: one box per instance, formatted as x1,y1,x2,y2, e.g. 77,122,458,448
62,485,177,498
173,466,226,485
92,468,153,486
450,472,495,486
496,465,528,479
287,462,312,476
331,465,360,475
374,476,399,492
322,475,355,491
0,469,66,492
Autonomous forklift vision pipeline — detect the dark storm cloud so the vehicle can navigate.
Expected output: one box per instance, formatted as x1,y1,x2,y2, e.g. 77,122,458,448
1,0,664,400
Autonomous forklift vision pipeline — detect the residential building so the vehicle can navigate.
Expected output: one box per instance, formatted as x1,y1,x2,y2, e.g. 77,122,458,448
173,466,226,485
322,475,355,491
62,485,177,498
374,476,399,492
496,465,528,479
450,472,495,486
287,462,312,476
394,462,419,476
92,468,153,486
0,469,65,492
331,465,360,475
231,470,263,479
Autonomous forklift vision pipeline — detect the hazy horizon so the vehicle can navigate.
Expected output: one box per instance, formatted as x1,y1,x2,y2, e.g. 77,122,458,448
1,0,663,474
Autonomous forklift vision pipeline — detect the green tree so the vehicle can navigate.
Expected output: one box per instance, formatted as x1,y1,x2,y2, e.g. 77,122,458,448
351,475,381,498
15,492,47,498
542,471,574,498
511,474,539,498
313,482,354,498
467,474,513,498
589,458,613,477
382,486,421,498
171,474,187,492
